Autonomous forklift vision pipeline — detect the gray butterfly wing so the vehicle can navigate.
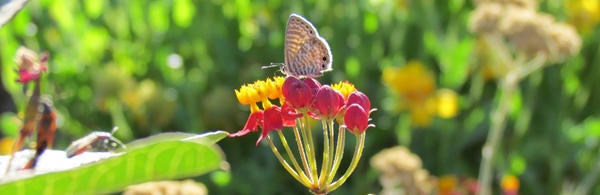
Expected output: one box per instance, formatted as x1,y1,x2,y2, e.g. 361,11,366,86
287,37,333,77
284,13,332,77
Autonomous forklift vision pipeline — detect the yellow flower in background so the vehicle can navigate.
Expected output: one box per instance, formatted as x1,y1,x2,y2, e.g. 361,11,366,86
0,137,14,155
410,104,434,127
383,60,436,105
437,175,458,195
383,60,459,126
501,175,520,194
567,0,600,35
435,89,458,119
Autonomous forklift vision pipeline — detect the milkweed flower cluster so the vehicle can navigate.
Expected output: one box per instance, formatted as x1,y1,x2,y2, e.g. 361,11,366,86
230,76,375,194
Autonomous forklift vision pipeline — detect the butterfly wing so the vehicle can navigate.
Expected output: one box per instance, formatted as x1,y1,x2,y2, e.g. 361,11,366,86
287,37,332,77
285,14,318,65
284,13,332,78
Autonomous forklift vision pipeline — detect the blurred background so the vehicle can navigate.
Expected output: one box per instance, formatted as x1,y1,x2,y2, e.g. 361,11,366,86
0,0,599,194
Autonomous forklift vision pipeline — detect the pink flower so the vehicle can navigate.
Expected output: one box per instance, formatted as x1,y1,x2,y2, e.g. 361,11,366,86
344,104,371,134
312,85,345,119
15,48,48,83
282,77,314,109
347,91,371,112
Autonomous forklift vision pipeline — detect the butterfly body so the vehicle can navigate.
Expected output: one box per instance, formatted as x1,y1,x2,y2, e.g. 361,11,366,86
282,13,332,78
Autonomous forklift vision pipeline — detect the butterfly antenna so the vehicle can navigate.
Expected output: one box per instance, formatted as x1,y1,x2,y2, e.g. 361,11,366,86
261,63,284,69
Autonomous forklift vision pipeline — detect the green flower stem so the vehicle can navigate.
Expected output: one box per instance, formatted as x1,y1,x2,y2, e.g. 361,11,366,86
6,78,41,173
302,114,319,185
277,130,308,182
293,125,312,182
328,120,335,172
327,132,365,192
326,126,346,184
317,120,331,187
266,136,311,187
478,70,519,195
322,119,336,185
298,116,317,183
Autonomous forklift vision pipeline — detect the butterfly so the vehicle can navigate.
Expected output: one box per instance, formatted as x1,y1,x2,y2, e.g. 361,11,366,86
265,13,333,78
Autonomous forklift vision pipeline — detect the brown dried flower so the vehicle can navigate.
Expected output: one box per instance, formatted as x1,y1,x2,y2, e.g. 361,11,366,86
469,3,504,34
470,0,582,64
371,146,435,195
473,0,536,9
123,180,208,195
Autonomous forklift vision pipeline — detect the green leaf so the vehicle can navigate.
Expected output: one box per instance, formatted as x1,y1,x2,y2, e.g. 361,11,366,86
509,154,527,175
0,131,229,194
0,113,19,137
173,0,195,28
345,57,361,78
440,38,473,88
149,1,170,33
363,12,378,34
83,0,104,19
423,31,441,55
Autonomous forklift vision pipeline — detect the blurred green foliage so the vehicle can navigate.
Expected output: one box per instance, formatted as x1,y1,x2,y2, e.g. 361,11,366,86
0,0,599,194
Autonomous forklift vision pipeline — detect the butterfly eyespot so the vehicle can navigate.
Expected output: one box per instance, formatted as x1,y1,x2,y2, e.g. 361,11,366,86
322,56,327,61
322,64,326,68
309,30,313,34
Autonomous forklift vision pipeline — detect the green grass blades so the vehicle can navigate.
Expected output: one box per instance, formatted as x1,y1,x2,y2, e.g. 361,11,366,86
0,131,229,194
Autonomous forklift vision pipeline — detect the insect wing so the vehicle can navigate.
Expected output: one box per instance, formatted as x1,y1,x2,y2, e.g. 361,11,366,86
283,13,332,78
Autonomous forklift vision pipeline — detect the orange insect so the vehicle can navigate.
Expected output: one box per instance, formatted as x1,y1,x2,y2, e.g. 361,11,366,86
23,102,56,169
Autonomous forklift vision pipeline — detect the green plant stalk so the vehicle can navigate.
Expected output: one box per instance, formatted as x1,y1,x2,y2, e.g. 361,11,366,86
574,147,600,195
327,132,364,192
326,120,335,182
6,78,41,173
327,119,339,169
317,120,331,187
277,130,309,183
298,116,316,183
266,136,311,187
293,125,312,182
303,114,319,186
327,126,346,184
478,71,519,195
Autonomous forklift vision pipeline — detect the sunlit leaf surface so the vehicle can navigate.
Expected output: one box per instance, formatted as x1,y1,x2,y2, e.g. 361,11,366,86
0,131,228,194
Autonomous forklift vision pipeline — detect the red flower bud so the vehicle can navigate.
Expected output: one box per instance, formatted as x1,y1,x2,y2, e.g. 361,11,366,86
303,77,321,91
282,77,314,109
344,104,370,134
347,91,371,112
312,85,345,119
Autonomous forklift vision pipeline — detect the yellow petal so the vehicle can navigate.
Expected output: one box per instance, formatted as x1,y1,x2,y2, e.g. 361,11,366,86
436,89,459,118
